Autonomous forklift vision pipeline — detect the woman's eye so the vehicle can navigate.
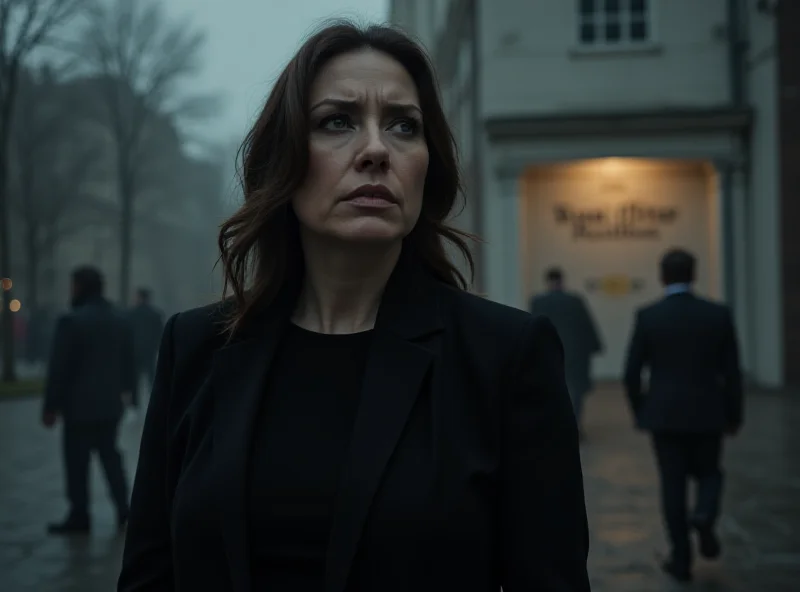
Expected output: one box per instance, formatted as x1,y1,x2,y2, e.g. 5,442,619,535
391,118,419,135
321,115,351,130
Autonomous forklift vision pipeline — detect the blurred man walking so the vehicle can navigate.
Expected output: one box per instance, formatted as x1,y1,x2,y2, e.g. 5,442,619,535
42,266,137,534
624,249,744,583
530,267,602,438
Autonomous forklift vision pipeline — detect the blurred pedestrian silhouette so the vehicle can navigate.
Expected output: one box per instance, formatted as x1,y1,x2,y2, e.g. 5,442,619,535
623,248,744,583
42,266,137,535
128,287,164,405
530,267,602,437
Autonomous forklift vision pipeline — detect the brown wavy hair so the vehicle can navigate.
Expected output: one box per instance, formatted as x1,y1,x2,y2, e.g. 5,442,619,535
218,20,474,336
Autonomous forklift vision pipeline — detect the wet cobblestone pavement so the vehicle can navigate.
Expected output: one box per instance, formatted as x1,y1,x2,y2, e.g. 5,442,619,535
1,387,798,591
582,386,800,591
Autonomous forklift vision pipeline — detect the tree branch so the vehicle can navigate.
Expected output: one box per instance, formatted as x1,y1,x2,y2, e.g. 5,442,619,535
75,0,217,205
9,67,103,260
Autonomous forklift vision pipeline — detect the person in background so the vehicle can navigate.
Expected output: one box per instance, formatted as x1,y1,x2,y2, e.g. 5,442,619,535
129,288,164,405
530,267,602,439
43,266,137,535
623,248,744,583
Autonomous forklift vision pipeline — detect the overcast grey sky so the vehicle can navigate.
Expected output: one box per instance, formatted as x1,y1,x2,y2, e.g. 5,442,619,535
165,0,389,147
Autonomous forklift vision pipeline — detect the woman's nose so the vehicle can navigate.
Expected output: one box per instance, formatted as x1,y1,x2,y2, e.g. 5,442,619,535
355,124,390,173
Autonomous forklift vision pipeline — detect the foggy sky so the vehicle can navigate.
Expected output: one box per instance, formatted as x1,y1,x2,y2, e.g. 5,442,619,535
165,0,389,146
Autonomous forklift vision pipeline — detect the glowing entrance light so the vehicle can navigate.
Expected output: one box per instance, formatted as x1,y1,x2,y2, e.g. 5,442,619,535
599,157,626,176
9,299,21,312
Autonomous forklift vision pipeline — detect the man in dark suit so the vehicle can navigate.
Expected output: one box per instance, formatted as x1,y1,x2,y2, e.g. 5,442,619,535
43,266,137,534
129,287,164,404
623,249,744,582
531,267,602,437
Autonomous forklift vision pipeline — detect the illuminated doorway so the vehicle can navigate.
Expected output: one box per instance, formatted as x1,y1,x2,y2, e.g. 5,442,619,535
519,158,721,380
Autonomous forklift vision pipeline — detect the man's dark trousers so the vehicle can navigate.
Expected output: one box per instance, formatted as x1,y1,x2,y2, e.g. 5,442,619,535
651,432,724,567
63,419,129,523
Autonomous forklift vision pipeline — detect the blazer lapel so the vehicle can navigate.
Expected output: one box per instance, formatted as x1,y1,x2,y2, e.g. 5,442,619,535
211,308,288,592
325,252,443,592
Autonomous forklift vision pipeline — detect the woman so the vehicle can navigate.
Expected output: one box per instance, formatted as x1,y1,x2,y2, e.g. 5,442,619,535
118,21,590,592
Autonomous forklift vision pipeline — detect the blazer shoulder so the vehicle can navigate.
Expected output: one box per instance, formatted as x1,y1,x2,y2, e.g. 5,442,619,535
151,302,229,420
442,285,532,329
167,301,230,368
695,296,730,313
171,299,228,339
697,297,734,325
437,285,537,353
438,287,564,387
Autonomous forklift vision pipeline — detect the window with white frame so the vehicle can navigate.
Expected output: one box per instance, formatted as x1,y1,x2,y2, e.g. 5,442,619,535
577,0,651,46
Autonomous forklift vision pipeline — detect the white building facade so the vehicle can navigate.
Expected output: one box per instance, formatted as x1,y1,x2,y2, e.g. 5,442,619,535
390,0,797,389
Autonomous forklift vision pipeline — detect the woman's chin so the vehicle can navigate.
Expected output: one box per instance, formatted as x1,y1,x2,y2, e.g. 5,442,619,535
331,219,410,244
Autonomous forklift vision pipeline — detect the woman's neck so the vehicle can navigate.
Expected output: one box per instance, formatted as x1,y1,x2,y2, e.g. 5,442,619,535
292,239,401,334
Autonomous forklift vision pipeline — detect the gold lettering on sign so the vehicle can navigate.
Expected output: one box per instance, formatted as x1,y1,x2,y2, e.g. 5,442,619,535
554,203,678,240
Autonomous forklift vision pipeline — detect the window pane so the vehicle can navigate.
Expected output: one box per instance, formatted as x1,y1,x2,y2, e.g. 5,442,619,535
604,0,621,14
580,0,595,16
631,0,647,15
580,23,596,43
630,20,648,40
605,22,621,42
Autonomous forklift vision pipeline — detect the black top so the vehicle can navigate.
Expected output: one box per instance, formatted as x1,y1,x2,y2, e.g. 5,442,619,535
248,324,373,590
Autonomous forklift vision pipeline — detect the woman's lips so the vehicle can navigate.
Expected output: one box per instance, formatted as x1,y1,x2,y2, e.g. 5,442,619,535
344,195,397,208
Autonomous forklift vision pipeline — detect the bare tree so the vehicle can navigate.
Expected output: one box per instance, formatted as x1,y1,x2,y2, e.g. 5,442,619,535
0,0,88,381
10,67,101,311
78,0,215,306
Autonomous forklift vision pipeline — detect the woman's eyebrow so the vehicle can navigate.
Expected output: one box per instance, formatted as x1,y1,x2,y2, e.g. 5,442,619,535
310,98,422,117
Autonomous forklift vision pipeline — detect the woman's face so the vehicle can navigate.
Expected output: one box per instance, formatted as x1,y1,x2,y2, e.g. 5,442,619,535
292,48,429,246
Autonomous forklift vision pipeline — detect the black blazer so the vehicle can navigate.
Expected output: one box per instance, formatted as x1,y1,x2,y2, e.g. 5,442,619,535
623,292,743,433
118,255,590,592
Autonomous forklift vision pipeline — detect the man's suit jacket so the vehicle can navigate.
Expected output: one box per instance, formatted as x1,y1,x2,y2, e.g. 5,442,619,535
530,290,602,397
623,292,744,433
44,297,137,423
118,252,590,592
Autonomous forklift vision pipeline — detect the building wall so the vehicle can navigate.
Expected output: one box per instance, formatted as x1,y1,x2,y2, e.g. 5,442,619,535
477,0,731,117
390,0,453,54
390,0,788,386
443,5,481,287
746,1,782,386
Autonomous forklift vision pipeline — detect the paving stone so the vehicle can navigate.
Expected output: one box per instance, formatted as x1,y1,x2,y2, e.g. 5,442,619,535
1,387,798,591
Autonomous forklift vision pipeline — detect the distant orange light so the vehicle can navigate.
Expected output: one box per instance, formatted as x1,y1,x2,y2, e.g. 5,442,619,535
9,299,21,312
1,278,11,291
